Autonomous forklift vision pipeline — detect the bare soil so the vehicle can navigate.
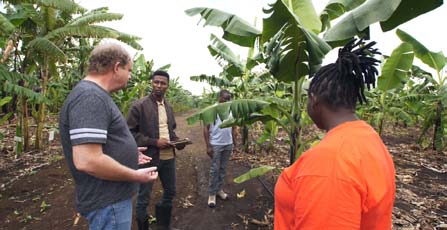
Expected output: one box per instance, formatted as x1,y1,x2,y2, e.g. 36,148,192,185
0,112,446,230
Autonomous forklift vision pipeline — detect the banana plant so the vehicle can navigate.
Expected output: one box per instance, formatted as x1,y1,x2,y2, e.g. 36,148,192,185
375,42,415,135
322,0,443,42
190,33,281,151
396,29,446,151
186,1,331,163
1,1,144,150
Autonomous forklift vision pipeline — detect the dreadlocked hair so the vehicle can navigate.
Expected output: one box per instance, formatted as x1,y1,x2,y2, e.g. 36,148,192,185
308,38,381,111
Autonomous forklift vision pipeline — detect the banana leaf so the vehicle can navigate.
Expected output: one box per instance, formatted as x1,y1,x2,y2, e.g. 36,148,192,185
396,29,446,73
377,43,414,91
185,7,260,47
233,166,275,184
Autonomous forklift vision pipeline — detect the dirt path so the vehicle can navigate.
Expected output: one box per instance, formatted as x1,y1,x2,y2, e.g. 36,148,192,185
171,111,273,229
3,111,444,229
0,111,273,230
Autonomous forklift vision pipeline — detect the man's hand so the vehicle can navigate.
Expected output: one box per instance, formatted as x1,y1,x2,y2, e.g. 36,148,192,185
134,166,158,183
156,138,173,149
137,147,151,165
206,145,213,158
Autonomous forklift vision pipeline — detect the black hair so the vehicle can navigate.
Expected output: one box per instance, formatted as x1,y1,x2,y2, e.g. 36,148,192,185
151,70,170,81
308,38,381,111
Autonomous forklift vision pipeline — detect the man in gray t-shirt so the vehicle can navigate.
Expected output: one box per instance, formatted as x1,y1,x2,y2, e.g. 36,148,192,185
59,43,157,230
203,90,236,208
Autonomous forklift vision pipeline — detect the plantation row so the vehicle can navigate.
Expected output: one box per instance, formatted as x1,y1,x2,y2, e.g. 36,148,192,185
1,0,445,161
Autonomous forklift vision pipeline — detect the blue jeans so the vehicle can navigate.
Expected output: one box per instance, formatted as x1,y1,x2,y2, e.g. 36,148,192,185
136,158,176,221
209,144,233,195
84,198,132,230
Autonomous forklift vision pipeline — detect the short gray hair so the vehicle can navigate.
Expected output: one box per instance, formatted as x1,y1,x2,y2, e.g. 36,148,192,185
87,43,131,75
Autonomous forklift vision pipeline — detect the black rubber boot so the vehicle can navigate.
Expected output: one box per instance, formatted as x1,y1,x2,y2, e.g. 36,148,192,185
137,217,149,230
155,203,172,230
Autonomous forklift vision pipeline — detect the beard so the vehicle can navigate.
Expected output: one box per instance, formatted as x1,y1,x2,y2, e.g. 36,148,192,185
153,90,164,97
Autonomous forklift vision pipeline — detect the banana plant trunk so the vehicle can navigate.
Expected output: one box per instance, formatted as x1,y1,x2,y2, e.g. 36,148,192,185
433,100,443,151
378,93,387,136
289,77,305,165
35,62,49,150
15,98,23,156
22,94,30,150
242,125,249,152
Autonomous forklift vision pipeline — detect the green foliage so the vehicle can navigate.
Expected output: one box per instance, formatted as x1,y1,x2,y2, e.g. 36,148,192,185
380,0,443,32
208,34,244,80
324,0,401,41
67,11,123,26
190,74,234,88
396,29,445,73
377,43,414,91
165,77,198,113
320,0,366,31
0,97,13,137
0,65,48,104
287,0,322,34
26,37,67,62
0,13,15,35
187,99,270,125
262,0,331,82
185,7,261,47
37,0,85,13
233,166,275,184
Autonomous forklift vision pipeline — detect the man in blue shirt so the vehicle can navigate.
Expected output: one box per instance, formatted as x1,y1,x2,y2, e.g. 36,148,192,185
203,90,235,208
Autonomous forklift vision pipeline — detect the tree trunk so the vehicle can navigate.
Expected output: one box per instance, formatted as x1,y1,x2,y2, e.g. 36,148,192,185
242,125,249,153
433,101,444,151
22,95,30,151
378,93,386,136
35,63,49,150
15,98,23,156
289,77,304,165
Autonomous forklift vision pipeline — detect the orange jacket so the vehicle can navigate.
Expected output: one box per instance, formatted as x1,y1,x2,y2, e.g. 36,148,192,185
274,120,395,229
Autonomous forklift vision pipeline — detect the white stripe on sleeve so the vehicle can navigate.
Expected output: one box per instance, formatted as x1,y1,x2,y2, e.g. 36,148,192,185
69,128,107,135
70,133,107,140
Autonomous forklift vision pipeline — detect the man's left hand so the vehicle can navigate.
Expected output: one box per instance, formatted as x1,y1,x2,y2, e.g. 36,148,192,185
137,147,151,165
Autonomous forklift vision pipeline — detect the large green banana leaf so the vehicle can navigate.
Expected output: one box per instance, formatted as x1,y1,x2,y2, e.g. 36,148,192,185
0,14,15,36
324,0,401,41
319,0,366,32
38,0,85,13
377,43,414,91
67,12,123,26
26,37,66,62
185,7,261,47
262,0,331,82
0,65,48,103
380,0,443,32
233,166,275,184
396,29,446,73
219,113,276,127
190,74,234,88
187,99,269,125
286,0,322,34
208,34,244,79
46,25,118,40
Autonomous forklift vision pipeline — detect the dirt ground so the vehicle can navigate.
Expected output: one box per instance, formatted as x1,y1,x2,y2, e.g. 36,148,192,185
0,111,274,230
0,111,446,229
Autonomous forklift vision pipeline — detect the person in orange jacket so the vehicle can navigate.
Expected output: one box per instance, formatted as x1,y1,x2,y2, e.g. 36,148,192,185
274,38,396,229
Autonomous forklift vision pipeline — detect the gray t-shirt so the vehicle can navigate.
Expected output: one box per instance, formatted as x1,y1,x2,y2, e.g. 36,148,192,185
59,80,138,214
209,115,233,146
